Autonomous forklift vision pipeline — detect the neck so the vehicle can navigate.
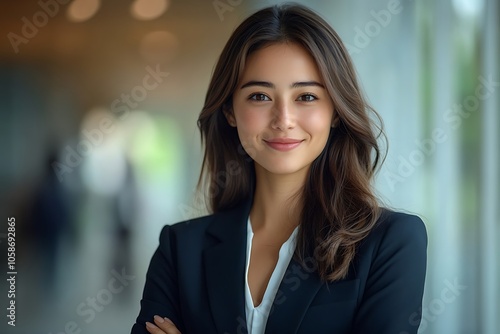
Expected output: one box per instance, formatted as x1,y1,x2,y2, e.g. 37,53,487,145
250,164,308,233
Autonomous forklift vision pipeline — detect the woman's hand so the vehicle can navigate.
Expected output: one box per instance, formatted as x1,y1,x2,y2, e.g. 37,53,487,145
145,315,181,334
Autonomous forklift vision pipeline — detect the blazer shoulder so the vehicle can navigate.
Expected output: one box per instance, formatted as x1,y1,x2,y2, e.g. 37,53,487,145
158,213,216,240
360,209,428,252
165,198,252,235
171,213,215,231
376,209,427,237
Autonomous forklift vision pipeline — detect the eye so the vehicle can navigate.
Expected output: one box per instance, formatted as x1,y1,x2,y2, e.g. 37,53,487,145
297,94,318,102
249,93,271,101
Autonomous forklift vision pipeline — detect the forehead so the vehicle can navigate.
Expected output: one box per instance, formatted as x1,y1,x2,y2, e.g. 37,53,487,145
240,42,323,83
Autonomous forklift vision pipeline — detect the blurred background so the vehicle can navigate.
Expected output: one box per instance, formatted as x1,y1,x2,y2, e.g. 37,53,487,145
0,0,498,333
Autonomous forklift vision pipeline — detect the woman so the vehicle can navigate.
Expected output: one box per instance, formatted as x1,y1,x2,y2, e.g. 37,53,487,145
131,3,427,334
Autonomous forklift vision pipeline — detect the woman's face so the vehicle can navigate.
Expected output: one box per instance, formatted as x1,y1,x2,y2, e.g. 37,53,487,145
229,42,334,177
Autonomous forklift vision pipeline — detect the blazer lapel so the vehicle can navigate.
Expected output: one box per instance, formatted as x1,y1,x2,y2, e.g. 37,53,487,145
203,198,253,334
264,258,324,334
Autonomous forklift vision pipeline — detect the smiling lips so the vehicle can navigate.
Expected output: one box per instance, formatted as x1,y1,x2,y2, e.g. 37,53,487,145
264,138,304,151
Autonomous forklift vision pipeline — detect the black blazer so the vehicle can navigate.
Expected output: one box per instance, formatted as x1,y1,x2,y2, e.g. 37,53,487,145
131,198,427,334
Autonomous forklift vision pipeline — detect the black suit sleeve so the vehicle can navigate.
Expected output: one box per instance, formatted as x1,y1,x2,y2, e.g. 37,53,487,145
131,225,185,333
351,214,428,334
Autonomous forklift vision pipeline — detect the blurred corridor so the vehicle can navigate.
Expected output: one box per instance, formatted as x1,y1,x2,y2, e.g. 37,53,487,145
0,0,498,333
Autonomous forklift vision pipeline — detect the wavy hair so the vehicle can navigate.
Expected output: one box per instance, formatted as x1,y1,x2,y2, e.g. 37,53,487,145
197,3,385,281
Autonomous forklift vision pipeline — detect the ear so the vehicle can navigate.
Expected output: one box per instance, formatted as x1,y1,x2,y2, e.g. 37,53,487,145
223,104,237,127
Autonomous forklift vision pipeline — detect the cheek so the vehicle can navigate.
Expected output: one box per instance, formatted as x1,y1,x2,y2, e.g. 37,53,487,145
235,108,268,137
233,107,270,159
303,110,333,137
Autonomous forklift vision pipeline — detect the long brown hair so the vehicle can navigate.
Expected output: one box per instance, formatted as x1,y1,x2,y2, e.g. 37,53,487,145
197,3,385,281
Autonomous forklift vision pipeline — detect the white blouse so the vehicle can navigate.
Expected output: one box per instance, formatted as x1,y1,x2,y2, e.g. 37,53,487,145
244,217,299,334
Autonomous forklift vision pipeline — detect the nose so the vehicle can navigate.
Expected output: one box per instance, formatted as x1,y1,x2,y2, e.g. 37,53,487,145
271,100,295,131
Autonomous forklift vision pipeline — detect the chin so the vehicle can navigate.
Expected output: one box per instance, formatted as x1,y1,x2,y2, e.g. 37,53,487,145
257,161,310,176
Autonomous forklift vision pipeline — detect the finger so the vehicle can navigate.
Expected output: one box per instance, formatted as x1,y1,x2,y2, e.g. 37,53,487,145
151,315,181,334
145,321,166,334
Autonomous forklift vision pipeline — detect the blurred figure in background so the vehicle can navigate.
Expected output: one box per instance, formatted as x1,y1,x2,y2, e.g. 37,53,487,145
27,149,72,296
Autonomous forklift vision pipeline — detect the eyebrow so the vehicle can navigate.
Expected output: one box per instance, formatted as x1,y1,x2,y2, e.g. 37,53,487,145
239,80,325,89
